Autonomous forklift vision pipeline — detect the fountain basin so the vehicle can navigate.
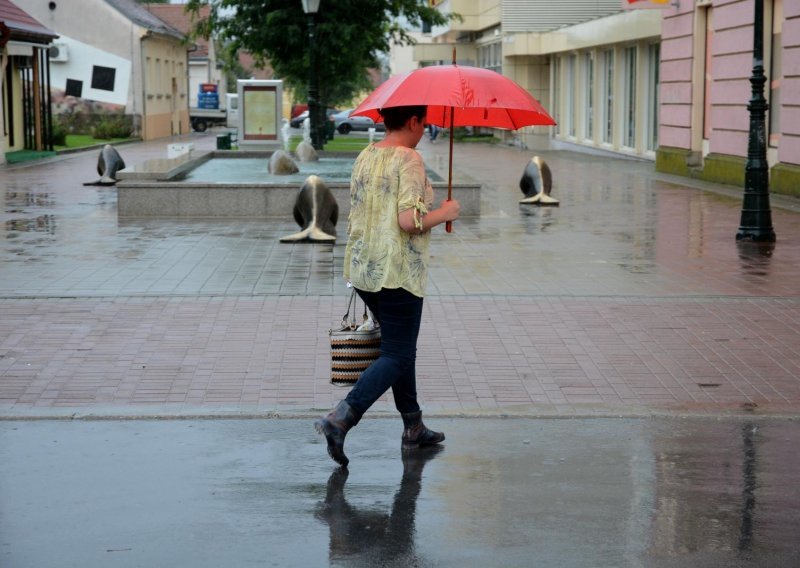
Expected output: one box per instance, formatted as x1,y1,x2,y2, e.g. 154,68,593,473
117,151,481,218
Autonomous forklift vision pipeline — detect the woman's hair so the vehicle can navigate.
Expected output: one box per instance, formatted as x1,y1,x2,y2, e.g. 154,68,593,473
379,105,427,131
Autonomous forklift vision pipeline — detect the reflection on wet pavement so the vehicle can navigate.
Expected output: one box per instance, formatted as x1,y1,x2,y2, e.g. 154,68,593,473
3,418,798,567
1,138,799,298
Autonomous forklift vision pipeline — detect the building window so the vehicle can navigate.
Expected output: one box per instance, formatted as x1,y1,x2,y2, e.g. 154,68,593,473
703,9,713,140
769,0,783,147
602,49,614,144
145,56,152,95
552,57,560,136
646,43,660,152
623,46,637,149
91,66,116,92
479,42,501,74
566,54,577,137
584,52,594,141
65,78,82,97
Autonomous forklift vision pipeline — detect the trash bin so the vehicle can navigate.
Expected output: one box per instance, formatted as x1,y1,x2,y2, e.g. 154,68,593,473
324,117,335,141
216,133,231,150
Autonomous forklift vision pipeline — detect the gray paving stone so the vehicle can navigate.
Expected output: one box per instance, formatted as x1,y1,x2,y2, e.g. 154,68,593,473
1,132,799,417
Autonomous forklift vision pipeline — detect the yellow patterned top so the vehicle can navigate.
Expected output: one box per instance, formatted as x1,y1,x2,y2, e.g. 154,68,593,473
344,144,434,298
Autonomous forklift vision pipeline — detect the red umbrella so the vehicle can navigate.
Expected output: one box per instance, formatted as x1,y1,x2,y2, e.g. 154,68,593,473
351,51,556,232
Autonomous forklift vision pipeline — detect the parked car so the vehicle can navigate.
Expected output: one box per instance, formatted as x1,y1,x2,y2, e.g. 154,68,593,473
290,104,308,119
332,109,386,134
290,107,340,129
289,110,309,128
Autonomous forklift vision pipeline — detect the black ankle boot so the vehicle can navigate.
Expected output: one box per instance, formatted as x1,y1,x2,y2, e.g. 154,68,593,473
315,401,360,466
401,411,445,448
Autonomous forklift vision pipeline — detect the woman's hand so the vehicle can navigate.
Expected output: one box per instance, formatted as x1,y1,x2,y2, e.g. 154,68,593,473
438,199,460,222
398,199,461,234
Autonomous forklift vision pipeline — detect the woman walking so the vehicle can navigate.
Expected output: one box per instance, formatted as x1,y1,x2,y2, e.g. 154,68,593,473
315,105,460,467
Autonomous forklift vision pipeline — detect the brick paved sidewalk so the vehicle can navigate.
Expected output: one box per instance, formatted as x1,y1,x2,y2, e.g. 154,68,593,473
1,132,799,417
1,294,798,417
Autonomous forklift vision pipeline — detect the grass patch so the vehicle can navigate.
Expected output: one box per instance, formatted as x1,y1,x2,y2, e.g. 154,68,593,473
283,133,498,153
324,137,374,151
453,134,498,144
288,135,371,153
55,134,132,151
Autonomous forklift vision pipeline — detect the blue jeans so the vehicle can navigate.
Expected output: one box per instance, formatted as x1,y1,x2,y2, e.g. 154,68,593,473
345,287,423,416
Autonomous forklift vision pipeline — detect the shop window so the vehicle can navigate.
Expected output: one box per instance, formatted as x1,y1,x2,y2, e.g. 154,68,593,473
623,46,637,149
646,44,660,152
769,0,782,147
602,49,614,144
552,57,560,135
567,54,576,137
584,52,594,140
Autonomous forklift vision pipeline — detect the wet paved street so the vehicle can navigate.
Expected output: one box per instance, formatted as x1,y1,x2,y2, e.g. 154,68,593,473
2,132,800,567
2,417,799,568
1,131,798,416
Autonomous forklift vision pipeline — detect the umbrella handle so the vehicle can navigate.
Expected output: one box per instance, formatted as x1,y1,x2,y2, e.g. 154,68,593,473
446,102,455,234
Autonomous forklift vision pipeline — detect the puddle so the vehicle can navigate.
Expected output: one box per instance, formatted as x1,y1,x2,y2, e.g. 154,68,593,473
4,191,54,209
4,215,57,233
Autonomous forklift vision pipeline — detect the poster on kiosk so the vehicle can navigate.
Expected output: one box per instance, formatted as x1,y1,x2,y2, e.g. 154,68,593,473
237,80,283,151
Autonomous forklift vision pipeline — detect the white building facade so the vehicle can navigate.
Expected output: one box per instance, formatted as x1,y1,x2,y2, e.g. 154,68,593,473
401,0,662,160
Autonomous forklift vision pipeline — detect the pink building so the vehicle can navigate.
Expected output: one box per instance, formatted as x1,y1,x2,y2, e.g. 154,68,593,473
657,0,799,197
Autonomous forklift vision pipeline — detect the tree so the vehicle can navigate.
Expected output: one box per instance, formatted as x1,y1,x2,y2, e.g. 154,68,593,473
185,0,449,108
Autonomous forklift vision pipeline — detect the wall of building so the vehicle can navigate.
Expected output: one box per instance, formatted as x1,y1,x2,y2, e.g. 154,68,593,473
0,53,25,157
544,11,662,159
188,54,226,109
431,0,501,36
189,60,209,108
141,35,189,139
657,0,800,197
779,0,800,166
503,0,623,32
0,53,6,164
47,35,132,109
24,0,190,141
25,0,141,112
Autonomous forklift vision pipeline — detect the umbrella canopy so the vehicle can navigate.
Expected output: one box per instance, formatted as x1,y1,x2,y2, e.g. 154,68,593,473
350,64,555,130
350,59,555,232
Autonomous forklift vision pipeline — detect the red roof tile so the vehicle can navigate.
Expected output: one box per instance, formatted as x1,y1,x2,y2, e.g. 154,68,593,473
144,4,210,58
0,0,58,42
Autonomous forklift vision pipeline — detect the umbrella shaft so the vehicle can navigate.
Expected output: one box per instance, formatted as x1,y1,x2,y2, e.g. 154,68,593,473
446,107,455,233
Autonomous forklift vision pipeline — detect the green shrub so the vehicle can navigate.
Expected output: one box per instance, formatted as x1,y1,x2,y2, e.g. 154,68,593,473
49,121,67,145
58,110,93,133
94,114,132,139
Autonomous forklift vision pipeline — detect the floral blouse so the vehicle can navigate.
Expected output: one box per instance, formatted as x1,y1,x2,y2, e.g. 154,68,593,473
344,144,435,298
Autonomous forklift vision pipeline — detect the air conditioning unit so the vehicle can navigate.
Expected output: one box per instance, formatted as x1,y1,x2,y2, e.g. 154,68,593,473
48,42,69,63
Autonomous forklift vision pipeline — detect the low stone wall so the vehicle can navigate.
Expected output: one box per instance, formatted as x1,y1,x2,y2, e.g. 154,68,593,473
117,181,481,218
116,150,481,218
656,145,800,198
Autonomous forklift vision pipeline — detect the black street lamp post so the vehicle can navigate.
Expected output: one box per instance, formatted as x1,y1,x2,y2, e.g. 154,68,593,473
736,0,776,243
302,0,322,150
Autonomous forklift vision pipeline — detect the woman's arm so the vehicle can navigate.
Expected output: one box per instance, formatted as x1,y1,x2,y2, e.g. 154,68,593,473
398,199,461,235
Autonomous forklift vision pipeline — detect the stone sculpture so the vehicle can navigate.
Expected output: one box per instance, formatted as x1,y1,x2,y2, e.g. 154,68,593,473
519,155,559,206
83,144,126,186
294,140,319,162
269,150,300,175
279,175,339,243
